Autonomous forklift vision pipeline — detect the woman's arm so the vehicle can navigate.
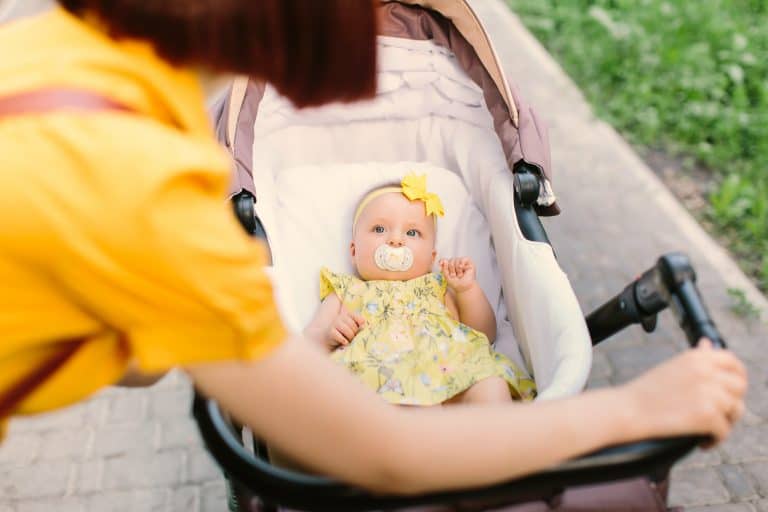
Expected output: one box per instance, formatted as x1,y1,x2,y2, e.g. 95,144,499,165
187,337,746,495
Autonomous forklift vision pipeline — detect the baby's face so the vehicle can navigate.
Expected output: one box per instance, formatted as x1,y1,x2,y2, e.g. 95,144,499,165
351,192,437,281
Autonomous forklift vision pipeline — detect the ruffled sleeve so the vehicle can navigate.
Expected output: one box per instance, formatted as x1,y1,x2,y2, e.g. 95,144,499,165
432,272,449,297
320,267,349,301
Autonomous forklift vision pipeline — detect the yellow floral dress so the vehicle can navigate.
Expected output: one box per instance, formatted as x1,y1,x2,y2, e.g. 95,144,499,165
320,268,536,405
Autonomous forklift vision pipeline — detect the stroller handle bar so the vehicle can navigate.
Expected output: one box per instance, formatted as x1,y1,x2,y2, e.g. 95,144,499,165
192,393,696,511
510,165,725,348
510,165,725,349
586,252,726,348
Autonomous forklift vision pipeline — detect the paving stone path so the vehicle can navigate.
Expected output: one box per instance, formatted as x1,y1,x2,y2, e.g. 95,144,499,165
1,1,766,510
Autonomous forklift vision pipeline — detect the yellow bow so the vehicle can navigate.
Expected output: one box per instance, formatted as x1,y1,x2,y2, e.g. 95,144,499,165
401,174,445,218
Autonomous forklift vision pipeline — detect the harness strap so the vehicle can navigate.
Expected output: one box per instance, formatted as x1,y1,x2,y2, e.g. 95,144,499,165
0,87,132,423
227,77,249,149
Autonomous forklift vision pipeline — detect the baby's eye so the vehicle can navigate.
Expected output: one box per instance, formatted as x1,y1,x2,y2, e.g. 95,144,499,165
373,225,385,234
406,229,420,237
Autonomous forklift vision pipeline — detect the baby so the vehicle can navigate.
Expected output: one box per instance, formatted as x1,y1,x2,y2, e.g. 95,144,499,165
305,174,535,405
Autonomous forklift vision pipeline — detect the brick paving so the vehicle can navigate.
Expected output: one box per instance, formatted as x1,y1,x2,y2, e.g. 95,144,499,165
1,1,767,511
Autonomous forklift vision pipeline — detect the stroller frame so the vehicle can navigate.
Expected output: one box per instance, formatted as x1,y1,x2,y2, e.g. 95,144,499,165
193,171,725,511
194,2,728,508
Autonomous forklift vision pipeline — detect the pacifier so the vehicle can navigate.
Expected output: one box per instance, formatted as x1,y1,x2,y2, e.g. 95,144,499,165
374,244,414,272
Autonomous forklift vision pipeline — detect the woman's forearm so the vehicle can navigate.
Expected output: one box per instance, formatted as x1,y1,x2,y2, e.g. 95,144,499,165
388,388,635,493
302,326,331,351
187,337,640,494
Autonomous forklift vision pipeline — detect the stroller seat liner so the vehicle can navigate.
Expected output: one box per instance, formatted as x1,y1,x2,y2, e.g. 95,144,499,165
246,36,591,398
258,161,529,373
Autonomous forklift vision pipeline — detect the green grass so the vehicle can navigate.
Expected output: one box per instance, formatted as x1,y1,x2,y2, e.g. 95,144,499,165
507,0,768,291
727,287,762,320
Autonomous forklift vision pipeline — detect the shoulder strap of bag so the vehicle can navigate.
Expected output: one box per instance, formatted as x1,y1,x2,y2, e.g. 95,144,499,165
0,87,132,422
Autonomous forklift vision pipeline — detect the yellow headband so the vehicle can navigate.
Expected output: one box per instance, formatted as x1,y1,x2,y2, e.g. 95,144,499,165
353,174,445,230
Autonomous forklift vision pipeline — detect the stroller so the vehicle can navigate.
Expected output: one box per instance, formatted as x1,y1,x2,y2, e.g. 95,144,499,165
194,1,727,510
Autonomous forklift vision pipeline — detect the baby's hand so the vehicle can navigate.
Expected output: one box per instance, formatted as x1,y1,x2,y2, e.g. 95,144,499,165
328,306,365,349
439,257,477,293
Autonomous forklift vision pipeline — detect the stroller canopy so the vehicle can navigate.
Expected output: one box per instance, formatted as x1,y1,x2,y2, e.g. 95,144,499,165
224,0,559,216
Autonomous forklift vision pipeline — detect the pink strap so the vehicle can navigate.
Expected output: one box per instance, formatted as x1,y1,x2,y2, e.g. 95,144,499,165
0,87,130,421
0,88,132,118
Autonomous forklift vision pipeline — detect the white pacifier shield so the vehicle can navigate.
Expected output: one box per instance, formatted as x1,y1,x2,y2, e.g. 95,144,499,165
374,244,414,272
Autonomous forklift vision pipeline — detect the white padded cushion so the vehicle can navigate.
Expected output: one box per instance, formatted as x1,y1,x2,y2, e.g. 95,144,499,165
255,161,530,373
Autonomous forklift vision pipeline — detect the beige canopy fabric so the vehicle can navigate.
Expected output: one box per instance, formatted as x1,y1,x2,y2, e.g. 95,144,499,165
379,1,557,214
387,0,518,125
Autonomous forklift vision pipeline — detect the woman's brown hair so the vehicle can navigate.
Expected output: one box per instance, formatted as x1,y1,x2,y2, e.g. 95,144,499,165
57,0,378,108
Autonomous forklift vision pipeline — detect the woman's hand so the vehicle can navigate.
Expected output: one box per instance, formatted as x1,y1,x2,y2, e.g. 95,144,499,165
327,306,365,349
439,257,476,293
621,339,747,445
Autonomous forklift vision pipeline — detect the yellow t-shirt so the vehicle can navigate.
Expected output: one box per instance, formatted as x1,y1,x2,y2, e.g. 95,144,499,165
0,8,285,434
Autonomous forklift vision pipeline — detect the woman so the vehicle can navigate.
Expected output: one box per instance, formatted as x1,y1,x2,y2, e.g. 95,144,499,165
0,0,746,494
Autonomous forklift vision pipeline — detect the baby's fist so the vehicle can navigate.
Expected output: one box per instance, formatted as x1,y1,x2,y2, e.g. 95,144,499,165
439,257,476,293
328,306,365,349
